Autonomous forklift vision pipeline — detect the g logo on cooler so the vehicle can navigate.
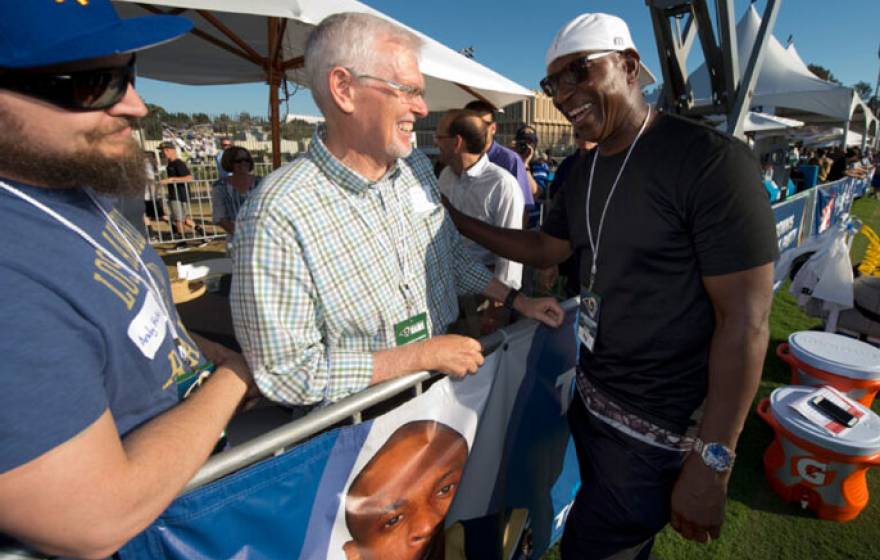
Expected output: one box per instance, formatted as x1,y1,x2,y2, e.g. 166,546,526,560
796,457,828,486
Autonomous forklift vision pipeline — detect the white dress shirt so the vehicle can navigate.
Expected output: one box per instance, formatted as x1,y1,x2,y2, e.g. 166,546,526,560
439,154,524,289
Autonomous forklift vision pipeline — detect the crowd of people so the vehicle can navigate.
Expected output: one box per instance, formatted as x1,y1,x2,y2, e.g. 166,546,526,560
0,2,794,559
761,141,876,201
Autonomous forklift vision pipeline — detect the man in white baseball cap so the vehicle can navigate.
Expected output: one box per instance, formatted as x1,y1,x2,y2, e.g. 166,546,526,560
544,12,656,89
444,12,777,559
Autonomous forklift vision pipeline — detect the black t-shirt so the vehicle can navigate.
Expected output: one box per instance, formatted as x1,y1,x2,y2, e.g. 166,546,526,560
548,151,583,297
542,113,778,432
166,159,191,201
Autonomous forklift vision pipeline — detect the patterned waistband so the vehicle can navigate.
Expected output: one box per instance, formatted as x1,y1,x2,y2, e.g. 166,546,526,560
575,371,697,452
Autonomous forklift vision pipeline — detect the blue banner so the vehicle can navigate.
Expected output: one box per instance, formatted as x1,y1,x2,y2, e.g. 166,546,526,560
852,176,871,198
447,304,580,558
118,306,581,560
815,178,856,234
117,428,355,559
772,189,815,253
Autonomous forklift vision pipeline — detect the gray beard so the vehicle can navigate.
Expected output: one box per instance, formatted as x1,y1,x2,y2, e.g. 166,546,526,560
0,106,147,197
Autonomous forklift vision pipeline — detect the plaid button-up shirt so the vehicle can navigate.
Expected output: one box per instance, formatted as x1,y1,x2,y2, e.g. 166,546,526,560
231,128,493,406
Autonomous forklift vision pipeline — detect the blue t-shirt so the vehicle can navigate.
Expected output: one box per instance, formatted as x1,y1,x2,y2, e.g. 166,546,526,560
0,181,205,473
530,161,551,193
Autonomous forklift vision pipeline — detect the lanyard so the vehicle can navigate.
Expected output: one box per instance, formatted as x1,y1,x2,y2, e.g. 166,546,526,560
339,174,416,312
0,180,187,360
584,106,652,291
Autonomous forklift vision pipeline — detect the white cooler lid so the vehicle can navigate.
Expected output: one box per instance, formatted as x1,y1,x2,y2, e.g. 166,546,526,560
770,386,880,456
788,331,880,381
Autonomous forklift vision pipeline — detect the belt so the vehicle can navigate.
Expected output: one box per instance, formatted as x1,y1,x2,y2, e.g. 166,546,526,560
575,370,697,452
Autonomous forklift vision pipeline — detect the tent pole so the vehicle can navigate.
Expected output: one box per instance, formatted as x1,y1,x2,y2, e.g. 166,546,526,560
270,79,281,169
727,0,779,140
268,17,282,169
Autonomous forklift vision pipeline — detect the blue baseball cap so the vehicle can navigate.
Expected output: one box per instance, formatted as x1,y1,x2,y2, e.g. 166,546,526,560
0,0,192,69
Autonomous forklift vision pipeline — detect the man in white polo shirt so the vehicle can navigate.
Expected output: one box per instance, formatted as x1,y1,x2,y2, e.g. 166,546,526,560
436,109,524,334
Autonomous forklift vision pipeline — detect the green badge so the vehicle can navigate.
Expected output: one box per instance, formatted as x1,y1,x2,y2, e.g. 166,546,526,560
394,312,429,346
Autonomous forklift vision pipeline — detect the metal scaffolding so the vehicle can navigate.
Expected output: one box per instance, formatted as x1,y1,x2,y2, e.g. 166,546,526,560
646,0,781,140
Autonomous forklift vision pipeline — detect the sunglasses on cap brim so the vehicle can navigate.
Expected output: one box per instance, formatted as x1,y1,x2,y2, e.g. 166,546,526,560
0,55,136,111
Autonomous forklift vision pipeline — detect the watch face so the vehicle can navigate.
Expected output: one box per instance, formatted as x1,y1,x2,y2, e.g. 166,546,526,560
703,443,732,471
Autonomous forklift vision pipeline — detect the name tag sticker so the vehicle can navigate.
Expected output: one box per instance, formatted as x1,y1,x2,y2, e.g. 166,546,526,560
408,185,437,214
577,289,602,353
128,290,167,359
394,312,429,346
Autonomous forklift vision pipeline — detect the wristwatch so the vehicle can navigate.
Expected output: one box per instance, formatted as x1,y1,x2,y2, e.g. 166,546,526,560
692,439,736,473
503,288,520,310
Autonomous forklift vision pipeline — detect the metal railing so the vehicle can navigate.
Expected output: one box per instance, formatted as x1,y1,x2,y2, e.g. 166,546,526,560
145,179,228,248
143,163,281,249
0,308,536,560
184,325,514,493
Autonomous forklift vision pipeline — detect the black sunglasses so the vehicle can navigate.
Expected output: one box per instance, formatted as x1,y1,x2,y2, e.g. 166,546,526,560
539,51,615,97
0,56,136,111
233,157,252,164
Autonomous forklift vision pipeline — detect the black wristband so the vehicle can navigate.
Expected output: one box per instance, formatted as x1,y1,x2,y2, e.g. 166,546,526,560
503,288,520,310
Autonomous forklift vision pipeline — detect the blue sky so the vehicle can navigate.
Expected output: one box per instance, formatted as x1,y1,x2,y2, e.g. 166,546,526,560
135,0,880,118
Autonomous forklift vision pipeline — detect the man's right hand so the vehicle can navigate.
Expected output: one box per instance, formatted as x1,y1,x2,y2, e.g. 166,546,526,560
371,334,484,386
191,334,256,398
213,351,260,405
420,334,484,377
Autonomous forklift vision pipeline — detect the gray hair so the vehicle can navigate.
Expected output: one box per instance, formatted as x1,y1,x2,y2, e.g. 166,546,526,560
304,12,423,114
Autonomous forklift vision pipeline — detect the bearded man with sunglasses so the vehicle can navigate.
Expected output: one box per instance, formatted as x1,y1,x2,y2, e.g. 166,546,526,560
444,13,777,559
0,3,256,557
231,12,563,411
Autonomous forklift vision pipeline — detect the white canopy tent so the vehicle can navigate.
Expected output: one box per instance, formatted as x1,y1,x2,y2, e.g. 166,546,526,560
687,5,877,149
113,0,533,166
790,126,865,149
708,111,804,134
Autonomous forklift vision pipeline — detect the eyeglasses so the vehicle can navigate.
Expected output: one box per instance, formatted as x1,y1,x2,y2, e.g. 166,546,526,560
539,51,616,97
0,56,136,111
346,68,426,102
233,157,252,164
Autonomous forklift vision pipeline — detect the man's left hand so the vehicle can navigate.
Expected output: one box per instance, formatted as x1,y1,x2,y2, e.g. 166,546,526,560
514,295,564,328
669,453,728,543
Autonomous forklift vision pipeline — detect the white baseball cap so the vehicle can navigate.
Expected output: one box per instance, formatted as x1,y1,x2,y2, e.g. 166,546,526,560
545,13,657,88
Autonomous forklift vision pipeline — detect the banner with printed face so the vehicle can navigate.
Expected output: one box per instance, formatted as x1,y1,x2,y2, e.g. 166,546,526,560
312,358,497,560
117,304,581,560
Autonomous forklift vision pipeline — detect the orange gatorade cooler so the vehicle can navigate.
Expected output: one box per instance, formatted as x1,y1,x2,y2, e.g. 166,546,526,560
776,331,880,406
757,386,880,521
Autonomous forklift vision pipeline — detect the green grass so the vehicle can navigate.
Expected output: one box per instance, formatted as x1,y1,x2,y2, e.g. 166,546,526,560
543,195,880,560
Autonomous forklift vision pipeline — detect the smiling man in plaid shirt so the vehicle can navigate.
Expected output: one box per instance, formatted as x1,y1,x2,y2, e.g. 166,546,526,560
231,12,563,408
